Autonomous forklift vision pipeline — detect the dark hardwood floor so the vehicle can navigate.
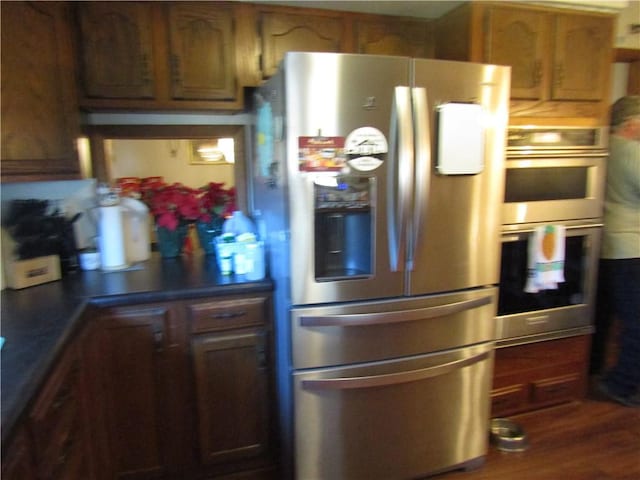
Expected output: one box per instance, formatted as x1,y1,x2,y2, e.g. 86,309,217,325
438,385,640,480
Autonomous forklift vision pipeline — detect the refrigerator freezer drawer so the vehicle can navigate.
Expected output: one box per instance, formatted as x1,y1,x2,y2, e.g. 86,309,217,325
291,287,497,370
293,342,494,479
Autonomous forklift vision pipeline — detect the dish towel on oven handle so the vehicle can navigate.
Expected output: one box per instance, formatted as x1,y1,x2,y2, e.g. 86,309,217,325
524,225,566,293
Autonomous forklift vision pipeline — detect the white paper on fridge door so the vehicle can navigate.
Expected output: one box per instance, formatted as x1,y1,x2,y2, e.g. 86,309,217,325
436,103,485,175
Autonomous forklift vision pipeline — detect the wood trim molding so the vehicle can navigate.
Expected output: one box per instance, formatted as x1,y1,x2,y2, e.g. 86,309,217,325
615,48,640,62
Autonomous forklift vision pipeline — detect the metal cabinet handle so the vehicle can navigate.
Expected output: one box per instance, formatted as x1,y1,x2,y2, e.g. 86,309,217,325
140,54,151,84
171,54,181,84
299,295,492,327
302,348,491,390
534,59,542,87
153,328,164,353
209,310,248,320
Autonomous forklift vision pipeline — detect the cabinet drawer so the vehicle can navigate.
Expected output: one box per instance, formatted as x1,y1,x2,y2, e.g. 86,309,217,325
531,373,581,406
491,384,528,416
188,296,267,333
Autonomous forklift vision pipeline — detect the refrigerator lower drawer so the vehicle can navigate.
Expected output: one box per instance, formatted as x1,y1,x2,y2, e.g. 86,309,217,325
292,342,494,480
291,287,497,370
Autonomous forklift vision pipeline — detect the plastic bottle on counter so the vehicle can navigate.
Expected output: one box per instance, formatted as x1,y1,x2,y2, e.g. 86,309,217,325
222,211,256,236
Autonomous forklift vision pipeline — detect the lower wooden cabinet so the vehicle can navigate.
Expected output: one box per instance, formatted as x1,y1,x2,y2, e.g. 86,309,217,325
1,427,38,480
491,335,591,417
188,296,275,477
2,333,92,480
84,293,276,480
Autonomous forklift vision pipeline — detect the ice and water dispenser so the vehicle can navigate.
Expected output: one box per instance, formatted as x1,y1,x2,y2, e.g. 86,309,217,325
314,175,373,280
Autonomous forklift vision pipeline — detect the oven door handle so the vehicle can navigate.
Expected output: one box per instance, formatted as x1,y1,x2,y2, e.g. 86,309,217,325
301,348,492,390
299,295,492,327
506,157,605,169
501,222,603,239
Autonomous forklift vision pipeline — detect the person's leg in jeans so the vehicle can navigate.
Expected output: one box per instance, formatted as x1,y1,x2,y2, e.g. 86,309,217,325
601,258,640,401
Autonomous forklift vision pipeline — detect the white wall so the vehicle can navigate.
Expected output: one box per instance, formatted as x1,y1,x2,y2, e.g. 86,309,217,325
108,139,235,190
614,0,640,49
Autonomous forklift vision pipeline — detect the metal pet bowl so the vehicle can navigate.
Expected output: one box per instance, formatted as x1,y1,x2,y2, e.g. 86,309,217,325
490,418,529,452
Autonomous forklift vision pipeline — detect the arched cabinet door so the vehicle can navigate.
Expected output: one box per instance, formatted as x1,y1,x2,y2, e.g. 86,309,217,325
1,1,80,182
259,9,346,78
76,2,156,99
167,3,238,101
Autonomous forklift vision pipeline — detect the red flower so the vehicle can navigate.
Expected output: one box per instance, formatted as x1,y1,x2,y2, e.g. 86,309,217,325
141,182,201,231
197,182,236,223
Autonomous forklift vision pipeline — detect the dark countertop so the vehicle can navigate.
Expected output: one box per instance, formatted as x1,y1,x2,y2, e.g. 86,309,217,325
0,252,273,443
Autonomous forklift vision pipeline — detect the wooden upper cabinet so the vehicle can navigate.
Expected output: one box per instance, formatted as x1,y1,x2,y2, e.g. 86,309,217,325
76,2,155,99
484,7,549,101
1,1,80,182
167,3,236,100
484,5,613,103
552,14,613,101
437,2,614,123
355,17,434,58
260,9,346,78
74,1,244,110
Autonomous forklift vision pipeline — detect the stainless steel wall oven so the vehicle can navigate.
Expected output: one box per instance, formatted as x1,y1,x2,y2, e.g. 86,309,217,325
497,221,601,346
503,126,608,225
498,126,607,345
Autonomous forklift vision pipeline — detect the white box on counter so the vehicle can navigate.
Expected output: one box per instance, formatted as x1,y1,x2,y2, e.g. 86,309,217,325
215,238,265,280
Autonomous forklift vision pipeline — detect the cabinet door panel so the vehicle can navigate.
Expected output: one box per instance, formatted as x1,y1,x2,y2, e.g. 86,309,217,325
356,19,434,58
192,330,269,465
0,1,79,181
98,305,174,478
552,14,613,101
485,7,549,100
77,2,155,99
168,3,237,100
260,11,345,77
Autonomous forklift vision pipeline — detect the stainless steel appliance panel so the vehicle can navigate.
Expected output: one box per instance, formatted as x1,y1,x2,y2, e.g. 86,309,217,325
496,222,601,344
291,287,497,370
503,126,607,225
409,60,510,296
293,342,493,480
285,53,410,305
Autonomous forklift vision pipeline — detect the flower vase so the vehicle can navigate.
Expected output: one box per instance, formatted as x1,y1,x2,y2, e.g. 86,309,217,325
156,223,189,258
196,216,225,255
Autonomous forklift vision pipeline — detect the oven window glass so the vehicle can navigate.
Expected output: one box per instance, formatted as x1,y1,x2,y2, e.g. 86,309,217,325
504,167,588,202
498,236,586,315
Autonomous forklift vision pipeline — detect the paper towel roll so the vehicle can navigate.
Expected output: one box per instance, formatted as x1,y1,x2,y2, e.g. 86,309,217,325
98,205,128,270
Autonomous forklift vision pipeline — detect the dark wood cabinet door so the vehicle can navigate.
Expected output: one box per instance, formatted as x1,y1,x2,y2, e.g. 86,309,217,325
191,329,270,466
0,1,80,182
260,10,345,77
1,427,38,480
95,304,178,479
552,13,613,101
485,7,550,101
355,18,434,58
167,3,237,101
76,2,155,99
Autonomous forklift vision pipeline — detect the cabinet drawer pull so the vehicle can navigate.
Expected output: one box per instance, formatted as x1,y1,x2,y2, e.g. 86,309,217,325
209,311,247,320
51,386,72,411
154,329,164,353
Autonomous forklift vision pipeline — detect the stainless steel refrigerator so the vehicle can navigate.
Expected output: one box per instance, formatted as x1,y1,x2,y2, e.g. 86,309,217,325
251,52,510,479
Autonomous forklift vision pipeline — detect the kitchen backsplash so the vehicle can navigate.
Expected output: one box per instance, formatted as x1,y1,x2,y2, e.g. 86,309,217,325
1,179,98,264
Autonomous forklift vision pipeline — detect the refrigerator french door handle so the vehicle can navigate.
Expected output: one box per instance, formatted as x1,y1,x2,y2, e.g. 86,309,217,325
299,295,492,327
388,86,413,272
410,87,430,271
301,347,492,390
